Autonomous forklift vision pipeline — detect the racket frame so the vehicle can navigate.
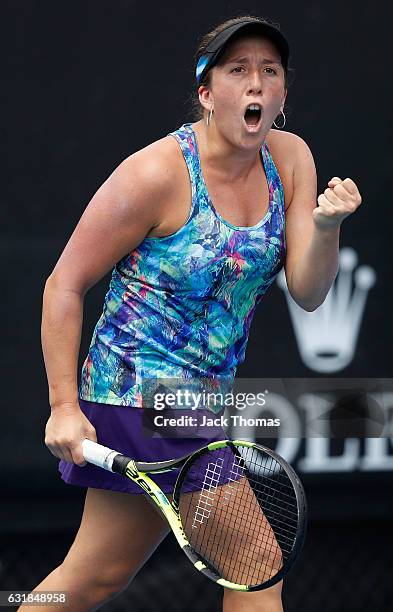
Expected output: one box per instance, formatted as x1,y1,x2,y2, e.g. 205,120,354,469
82,438,307,591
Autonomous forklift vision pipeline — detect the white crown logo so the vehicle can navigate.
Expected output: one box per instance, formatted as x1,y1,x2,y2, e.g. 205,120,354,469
276,247,376,373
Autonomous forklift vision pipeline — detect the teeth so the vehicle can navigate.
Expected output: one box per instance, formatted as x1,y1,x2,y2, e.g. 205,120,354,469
246,104,261,111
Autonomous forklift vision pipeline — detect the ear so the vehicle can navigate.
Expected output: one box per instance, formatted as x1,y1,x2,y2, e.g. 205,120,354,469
198,85,213,112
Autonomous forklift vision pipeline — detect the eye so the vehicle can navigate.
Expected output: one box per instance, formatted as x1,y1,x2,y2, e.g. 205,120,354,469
264,67,278,75
231,66,245,73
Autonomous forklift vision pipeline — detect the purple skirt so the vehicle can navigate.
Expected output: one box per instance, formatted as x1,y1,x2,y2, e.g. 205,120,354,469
58,398,228,494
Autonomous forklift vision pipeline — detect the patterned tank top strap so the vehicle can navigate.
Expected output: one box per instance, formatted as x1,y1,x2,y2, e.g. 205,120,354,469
261,141,286,216
168,123,202,219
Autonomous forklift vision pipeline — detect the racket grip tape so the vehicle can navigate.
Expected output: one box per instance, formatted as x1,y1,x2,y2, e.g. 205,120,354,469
82,439,121,472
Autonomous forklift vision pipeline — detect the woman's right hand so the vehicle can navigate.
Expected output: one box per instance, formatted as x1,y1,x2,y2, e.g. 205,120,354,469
45,402,97,466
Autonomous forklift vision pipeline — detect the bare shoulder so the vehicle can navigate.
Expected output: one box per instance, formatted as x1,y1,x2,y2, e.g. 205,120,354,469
47,135,186,295
114,134,182,196
265,130,316,209
266,128,314,161
103,134,185,232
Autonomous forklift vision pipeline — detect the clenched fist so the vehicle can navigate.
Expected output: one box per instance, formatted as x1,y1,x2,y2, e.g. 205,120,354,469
313,177,362,231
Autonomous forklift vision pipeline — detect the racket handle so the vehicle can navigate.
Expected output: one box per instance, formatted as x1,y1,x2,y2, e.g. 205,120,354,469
82,439,120,472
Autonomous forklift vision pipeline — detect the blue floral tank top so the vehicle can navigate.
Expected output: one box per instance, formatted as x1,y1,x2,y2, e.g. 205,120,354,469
78,123,286,407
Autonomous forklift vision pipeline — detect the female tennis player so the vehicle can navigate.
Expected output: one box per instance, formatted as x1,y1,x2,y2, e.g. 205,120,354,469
28,14,361,612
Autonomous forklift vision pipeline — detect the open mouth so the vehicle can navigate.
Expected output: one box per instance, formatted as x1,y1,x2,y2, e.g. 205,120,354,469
244,105,262,129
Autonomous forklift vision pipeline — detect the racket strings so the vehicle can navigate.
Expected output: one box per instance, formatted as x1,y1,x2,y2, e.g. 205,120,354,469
183,452,277,586
178,445,299,587
213,455,278,583
191,458,223,529
221,452,285,585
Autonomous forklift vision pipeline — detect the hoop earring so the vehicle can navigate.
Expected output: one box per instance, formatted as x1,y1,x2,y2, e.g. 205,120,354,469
206,108,213,127
273,109,286,129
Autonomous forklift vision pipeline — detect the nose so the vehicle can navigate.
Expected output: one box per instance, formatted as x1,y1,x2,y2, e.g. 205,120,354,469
247,70,263,95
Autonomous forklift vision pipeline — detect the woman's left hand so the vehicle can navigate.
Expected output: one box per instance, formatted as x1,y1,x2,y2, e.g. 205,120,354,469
313,177,362,232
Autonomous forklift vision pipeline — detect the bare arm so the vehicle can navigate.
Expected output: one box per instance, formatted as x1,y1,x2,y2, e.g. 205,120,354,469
284,134,339,311
41,280,84,411
42,138,177,462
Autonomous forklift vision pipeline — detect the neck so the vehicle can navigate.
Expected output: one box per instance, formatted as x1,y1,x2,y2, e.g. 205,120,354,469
192,119,266,182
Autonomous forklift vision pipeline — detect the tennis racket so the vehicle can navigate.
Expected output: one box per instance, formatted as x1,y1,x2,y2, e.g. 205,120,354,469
82,438,307,591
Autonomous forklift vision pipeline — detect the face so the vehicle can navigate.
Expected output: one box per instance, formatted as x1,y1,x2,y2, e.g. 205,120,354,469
198,35,287,147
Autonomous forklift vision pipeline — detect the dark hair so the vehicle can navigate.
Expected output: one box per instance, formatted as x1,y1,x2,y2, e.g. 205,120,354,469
185,15,295,122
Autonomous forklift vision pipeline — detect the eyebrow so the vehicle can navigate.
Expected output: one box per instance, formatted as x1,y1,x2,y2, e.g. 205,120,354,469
226,56,281,65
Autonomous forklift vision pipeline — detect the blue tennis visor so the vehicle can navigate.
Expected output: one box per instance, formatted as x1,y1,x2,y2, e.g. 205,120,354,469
195,18,290,84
